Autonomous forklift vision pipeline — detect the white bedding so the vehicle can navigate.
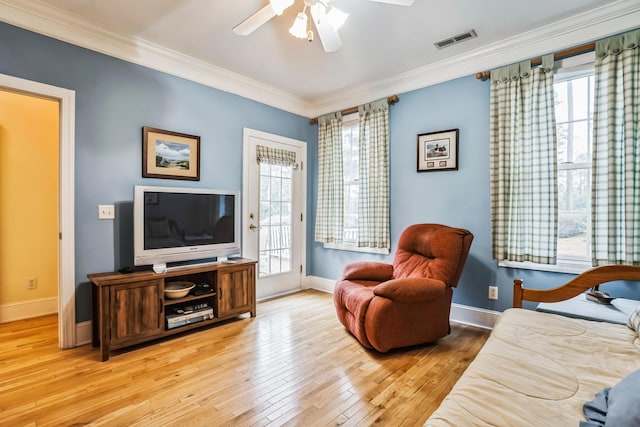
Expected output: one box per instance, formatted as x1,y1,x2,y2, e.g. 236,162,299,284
425,308,640,426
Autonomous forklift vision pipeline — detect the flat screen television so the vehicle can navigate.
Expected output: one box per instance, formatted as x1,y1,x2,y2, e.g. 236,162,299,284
133,185,241,272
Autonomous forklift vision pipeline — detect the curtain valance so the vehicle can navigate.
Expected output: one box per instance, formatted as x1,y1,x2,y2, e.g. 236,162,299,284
595,28,640,58
256,145,297,168
491,54,554,85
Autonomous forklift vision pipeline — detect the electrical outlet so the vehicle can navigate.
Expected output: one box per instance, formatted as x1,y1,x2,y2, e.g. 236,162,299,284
27,277,37,289
488,285,498,300
98,204,115,219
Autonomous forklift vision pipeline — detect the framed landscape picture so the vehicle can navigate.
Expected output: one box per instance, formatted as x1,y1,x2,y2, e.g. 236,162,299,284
142,127,200,181
417,128,459,172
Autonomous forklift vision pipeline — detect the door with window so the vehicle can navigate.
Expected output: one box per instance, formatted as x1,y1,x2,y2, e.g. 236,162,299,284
242,129,306,299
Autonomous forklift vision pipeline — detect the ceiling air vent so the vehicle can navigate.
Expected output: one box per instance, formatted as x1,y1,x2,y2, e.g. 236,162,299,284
434,30,477,49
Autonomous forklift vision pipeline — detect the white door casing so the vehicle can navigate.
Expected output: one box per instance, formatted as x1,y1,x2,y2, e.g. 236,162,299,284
242,128,306,299
0,73,75,349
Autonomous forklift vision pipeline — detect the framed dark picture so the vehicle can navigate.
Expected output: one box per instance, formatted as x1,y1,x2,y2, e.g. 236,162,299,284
417,128,459,172
142,127,200,181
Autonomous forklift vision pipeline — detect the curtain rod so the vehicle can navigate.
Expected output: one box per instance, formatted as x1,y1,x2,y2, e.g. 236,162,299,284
475,42,596,81
309,95,399,124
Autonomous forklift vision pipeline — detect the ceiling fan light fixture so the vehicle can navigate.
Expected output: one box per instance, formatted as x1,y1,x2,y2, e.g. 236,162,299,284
289,11,309,39
325,6,348,31
270,0,294,16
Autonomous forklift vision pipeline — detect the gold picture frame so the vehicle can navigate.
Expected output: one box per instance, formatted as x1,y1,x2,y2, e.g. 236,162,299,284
142,127,200,181
417,128,459,172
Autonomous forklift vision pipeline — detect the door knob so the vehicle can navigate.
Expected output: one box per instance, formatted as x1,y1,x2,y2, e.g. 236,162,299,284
249,224,258,231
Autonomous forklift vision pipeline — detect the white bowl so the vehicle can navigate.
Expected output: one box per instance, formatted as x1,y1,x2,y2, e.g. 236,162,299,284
164,281,195,299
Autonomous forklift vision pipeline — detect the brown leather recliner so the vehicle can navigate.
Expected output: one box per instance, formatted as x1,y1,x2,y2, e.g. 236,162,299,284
334,224,474,352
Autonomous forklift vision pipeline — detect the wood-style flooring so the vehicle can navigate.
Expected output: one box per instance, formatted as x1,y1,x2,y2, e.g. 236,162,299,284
0,290,489,426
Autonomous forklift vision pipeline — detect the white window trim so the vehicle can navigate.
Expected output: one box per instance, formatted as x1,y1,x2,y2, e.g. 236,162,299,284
324,242,390,255
499,259,592,274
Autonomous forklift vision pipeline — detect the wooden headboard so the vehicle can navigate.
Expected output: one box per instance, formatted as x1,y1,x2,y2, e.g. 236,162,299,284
513,265,640,308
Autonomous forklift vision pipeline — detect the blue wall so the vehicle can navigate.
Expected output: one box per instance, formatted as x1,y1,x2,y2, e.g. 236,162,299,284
308,76,502,309
0,22,310,322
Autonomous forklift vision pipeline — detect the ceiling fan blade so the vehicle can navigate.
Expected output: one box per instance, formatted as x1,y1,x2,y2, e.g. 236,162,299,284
233,5,276,36
367,0,416,5
310,4,342,52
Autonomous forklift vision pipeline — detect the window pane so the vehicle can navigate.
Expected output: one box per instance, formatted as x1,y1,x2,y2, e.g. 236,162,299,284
568,121,590,163
344,182,358,242
270,176,282,202
558,168,590,258
555,81,568,123
280,248,291,271
282,177,292,202
343,127,358,182
554,66,594,262
569,77,590,121
260,201,270,221
259,163,293,277
281,202,291,224
343,121,359,243
260,165,270,199
557,123,568,163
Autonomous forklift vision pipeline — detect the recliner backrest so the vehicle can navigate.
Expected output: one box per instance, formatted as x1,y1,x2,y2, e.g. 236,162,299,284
392,224,473,287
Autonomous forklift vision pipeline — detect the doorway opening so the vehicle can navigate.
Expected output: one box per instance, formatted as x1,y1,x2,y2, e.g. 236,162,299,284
0,73,75,349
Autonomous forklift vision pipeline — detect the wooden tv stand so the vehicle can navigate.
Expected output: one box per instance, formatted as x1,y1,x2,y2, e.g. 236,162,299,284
89,259,256,361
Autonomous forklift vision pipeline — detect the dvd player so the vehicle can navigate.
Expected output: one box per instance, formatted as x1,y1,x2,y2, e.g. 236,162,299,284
166,306,214,329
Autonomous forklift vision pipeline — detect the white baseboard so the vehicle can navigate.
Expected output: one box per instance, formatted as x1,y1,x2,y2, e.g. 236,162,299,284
75,320,92,346
0,297,58,323
303,275,335,294
303,275,500,330
450,303,500,330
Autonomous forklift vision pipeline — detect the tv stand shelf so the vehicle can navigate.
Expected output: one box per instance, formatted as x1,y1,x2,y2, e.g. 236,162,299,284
89,259,256,361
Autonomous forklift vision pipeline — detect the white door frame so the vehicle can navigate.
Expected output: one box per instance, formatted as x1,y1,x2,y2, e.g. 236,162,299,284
0,73,76,349
241,128,307,297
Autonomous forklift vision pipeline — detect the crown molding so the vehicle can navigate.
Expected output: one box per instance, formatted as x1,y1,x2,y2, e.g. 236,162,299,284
0,0,314,117
1,0,638,119
310,0,640,117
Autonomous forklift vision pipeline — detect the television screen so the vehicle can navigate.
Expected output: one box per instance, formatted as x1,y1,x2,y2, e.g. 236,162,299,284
143,191,235,249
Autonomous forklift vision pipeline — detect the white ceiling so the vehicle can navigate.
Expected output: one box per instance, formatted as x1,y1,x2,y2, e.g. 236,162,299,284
1,0,639,117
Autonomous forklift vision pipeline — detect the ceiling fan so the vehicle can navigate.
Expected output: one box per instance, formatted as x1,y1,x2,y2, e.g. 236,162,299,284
233,0,416,53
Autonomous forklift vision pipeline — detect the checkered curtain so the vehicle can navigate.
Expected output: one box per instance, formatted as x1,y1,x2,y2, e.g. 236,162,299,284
490,54,558,264
592,29,640,266
358,99,390,249
256,145,297,168
314,112,344,244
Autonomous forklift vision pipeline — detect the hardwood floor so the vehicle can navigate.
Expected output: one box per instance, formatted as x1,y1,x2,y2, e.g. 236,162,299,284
0,290,489,426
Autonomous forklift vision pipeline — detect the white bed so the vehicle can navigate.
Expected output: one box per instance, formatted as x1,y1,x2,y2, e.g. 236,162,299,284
425,265,640,427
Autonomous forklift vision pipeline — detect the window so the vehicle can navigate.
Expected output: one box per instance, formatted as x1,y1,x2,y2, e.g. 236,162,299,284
342,114,359,244
555,69,594,263
259,163,292,276
500,55,595,273
323,113,388,254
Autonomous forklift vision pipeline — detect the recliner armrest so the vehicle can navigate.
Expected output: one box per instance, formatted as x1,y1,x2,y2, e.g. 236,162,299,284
373,278,447,303
340,262,394,282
